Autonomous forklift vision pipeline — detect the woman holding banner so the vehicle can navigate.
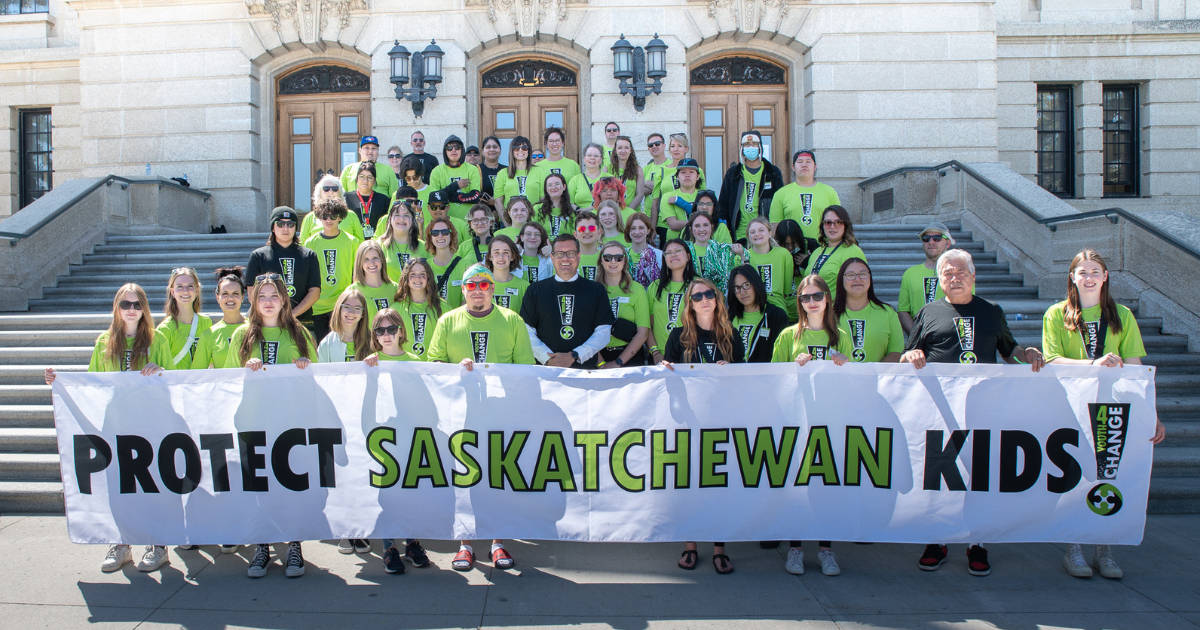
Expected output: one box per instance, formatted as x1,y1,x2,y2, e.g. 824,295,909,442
598,240,649,367
226,274,317,578
392,258,446,360
728,265,789,363
156,267,213,372
44,284,170,573
833,258,903,363
661,278,743,574
647,239,697,365
206,267,247,372
1042,249,1164,579
772,274,851,576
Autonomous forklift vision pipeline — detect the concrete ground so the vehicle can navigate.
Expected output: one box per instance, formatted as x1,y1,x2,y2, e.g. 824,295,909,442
0,515,1197,629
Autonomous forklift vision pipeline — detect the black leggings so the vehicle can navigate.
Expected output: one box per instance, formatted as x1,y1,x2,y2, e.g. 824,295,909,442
791,541,832,548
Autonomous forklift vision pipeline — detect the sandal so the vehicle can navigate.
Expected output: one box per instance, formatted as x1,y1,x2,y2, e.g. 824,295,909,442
452,548,474,572
491,547,515,570
712,553,734,574
677,549,698,570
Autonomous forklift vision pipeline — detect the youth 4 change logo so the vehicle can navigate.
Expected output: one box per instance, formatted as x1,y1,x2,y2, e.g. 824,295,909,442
1086,403,1132,516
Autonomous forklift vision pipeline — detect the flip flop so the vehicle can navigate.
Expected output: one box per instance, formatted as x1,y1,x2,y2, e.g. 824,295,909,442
713,553,734,574
678,549,698,570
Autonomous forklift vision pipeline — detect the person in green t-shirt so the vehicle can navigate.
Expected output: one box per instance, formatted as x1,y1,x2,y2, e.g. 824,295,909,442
517,221,553,283
206,267,247,371
300,174,363,244
457,203,497,265
339,135,400,202
1041,248,1164,581
495,195,535,244
317,288,371,364
574,211,604,282
804,205,867,301
485,235,530,313
640,132,670,215
653,134,707,222
597,240,650,366
423,190,470,244
343,239,400,324
768,149,840,246
428,135,484,220
607,136,646,210
833,258,903,363
568,143,606,209
364,308,419,363
44,283,170,574
425,217,468,309
492,136,540,211
534,172,577,240
647,239,698,365
728,265,790,363
303,199,364,342
683,211,741,296
157,267,213,371
530,126,582,191
596,201,630,246
656,157,702,242
745,217,795,313
392,258,447,360
377,200,427,280
898,222,956,334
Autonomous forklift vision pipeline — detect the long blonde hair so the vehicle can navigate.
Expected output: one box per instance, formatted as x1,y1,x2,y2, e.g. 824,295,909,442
332,289,372,360
105,283,156,370
353,239,393,285
679,278,734,363
164,267,202,320
237,275,312,363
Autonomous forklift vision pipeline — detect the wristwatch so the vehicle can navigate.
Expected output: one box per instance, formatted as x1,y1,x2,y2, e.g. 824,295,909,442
614,356,625,367
570,350,580,363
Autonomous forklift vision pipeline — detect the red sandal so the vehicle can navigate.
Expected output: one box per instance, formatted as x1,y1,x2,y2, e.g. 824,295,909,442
452,548,474,571
491,547,515,569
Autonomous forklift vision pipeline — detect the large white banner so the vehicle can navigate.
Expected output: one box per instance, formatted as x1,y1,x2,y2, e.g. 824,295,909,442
52,362,1156,545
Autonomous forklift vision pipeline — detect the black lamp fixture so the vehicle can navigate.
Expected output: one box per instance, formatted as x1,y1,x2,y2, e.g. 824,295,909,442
388,39,445,117
611,33,667,112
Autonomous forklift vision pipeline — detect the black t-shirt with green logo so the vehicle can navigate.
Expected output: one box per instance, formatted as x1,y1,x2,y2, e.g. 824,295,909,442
245,242,321,310
519,276,615,361
905,296,1018,365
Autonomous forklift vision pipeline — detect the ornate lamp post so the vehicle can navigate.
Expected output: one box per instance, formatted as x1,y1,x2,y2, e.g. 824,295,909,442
388,39,445,117
611,34,667,112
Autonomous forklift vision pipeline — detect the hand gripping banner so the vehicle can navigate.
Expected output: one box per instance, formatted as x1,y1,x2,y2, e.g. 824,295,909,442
51,362,1156,546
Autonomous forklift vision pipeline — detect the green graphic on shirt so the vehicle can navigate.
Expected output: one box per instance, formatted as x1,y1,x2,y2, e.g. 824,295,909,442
742,181,757,217
374,298,390,312
758,264,773,293
923,277,939,304
848,319,867,362
495,294,511,309
808,345,828,360
1090,403,1131,480
396,252,411,270
954,316,976,364
280,258,297,297
582,266,597,281
527,265,540,283
559,294,576,340
517,175,527,195
551,215,568,238
800,193,813,225
410,313,428,356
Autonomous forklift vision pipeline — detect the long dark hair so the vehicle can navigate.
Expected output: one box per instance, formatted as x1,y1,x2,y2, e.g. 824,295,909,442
797,274,839,348
727,265,768,320
505,135,532,178
380,199,421,251
536,172,573,222
833,257,887,317
679,278,734,363
608,136,639,182
486,235,521,273
818,205,858,247
1063,249,1123,334
656,238,697,300
394,258,444,318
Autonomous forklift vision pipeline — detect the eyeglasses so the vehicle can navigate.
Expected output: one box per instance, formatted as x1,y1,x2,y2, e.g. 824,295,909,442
463,280,493,291
387,153,403,159
342,305,363,315
322,185,339,192
576,225,597,233
733,282,753,293
690,289,717,302
647,140,664,148
843,271,870,280
274,220,297,228
601,253,625,262
373,325,400,337
798,292,826,303
551,250,579,259
921,234,946,243
470,217,492,224
430,228,452,236
117,300,143,311
823,219,844,227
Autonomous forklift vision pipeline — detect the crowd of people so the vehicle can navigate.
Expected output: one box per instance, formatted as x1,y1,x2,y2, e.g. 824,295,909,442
44,126,1166,582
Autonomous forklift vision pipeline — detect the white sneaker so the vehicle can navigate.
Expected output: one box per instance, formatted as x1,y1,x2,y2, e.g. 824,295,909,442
818,548,841,576
101,544,131,572
337,538,354,554
136,546,169,572
785,546,805,575
1094,545,1123,579
219,545,240,554
1063,543,1092,578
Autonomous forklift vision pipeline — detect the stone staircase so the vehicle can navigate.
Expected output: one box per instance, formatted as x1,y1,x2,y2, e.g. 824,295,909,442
0,226,1196,513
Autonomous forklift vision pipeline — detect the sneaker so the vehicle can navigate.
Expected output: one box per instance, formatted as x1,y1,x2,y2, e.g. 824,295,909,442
1063,543,1093,578
918,544,948,571
337,538,354,554
136,546,169,572
101,544,132,572
1094,545,1123,579
382,546,406,574
785,546,805,575
219,545,240,554
176,545,198,551
285,542,305,578
405,540,430,568
247,544,271,578
818,548,841,576
352,539,370,554
966,545,991,576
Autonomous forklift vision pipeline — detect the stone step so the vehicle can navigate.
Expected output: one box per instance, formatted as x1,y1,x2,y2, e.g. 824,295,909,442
1155,396,1200,420
0,330,102,347
91,240,266,254
0,481,64,513
1157,374,1200,394
1145,355,1200,373
103,232,267,243
0,428,57,453
0,365,84,386
0,314,113,330
0,386,50,406
74,251,254,265
1147,477,1200,514
0,405,53,428
0,347,93,364
0,453,61,481
1152,446,1200,477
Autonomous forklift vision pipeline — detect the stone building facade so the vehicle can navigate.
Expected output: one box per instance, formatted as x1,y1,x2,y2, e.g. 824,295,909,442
2,0,1198,231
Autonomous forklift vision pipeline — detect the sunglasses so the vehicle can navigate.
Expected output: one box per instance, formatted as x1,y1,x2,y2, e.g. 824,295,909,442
322,185,339,192
373,325,400,337
514,146,530,152
387,153,403,159
429,204,448,211
259,273,281,282
117,300,143,311
531,153,545,159
274,220,297,228
799,292,826,304
605,127,619,133
601,253,625,262
463,280,493,291
690,289,717,302
823,219,844,226
921,234,946,243
647,140,664,148
576,225,597,233
430,228,452,236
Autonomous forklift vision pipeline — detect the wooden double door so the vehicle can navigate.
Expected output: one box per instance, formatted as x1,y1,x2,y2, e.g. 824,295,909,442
690,89,789,182
276,96,371,212
481,90,579,160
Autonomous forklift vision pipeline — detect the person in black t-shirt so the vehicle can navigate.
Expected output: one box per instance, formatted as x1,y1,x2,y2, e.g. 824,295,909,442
901,248,1044,578
519,234,614,368
404,130,439,184
245,206,321,322
344,161,390,238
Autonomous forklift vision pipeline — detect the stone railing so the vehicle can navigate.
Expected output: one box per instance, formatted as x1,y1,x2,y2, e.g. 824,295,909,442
859,161,1200,351
0,176,213,311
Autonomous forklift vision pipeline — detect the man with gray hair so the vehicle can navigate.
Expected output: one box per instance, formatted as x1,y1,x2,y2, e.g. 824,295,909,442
900,247,1045,577
898,222,957,334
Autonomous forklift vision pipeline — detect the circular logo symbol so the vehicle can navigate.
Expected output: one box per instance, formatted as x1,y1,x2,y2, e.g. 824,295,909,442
853,349,866,362
326,274,336,284
560,325,574,340
802,215,812,226
959,351,977,364
411,343,425,356
286,285,297,297
1087,483,1123,516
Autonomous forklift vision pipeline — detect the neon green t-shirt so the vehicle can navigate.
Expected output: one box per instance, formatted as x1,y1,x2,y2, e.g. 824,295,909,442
493,168,541,206
838,303,904,362
748,246,795,313
428,256,468,309
659,189,698,241
156,314,214,370
731,311,767,363
223,325,317,367
376,350,419,362
492,275,530,314
804,243,867,301
340,160,399,202
1042,302,1146,363
648,279,687,348
531,158,582,191
768,182,841,242
641,159,670,214
345,281,400,325
380,238,427,281
577,253,601,282
426,305,536,364
428,162,483,220
300,210,364,245
605,281,650,349
88,332,172,373
568,171,603,209
303,230,364,315
392,299,445,360
206,319,241,369
770,325,853,362
734,165,764,241
534,213,576,241
520,254,549,283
